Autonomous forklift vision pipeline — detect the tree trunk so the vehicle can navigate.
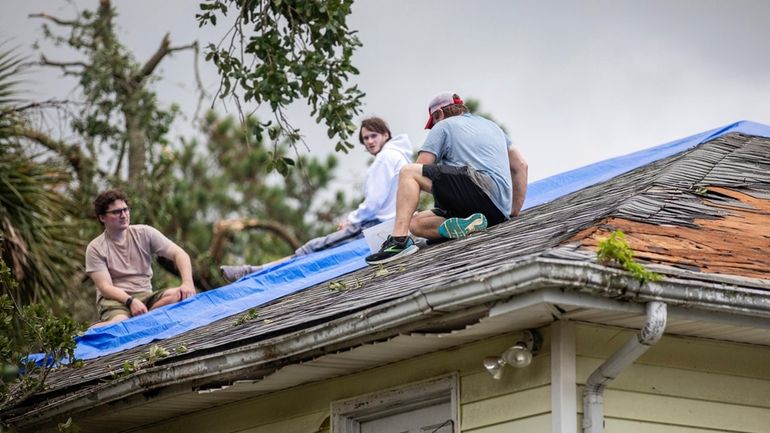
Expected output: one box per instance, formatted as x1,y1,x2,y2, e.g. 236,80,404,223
124,105,145,181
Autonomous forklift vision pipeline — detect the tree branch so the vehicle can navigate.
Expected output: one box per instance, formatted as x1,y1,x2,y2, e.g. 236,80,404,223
0,99,72,114
210,218,301,263
136,34,197,84
28,12,79,27
11,126,107,178
191,42,208,121
38,55,87,74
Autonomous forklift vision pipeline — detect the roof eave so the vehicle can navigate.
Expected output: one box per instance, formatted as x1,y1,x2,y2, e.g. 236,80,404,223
9,257,770,430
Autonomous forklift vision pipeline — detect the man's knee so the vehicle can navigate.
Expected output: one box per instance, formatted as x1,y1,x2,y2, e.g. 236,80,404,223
90,313,129,329
162,288,182,302
149,288,182,310
399,164,432,192
400,163,422,177
408,217,422,234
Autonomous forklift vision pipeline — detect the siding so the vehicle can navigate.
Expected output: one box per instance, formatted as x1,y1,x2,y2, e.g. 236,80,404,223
127,321,770,433
576,324,770,433
136,329,552,433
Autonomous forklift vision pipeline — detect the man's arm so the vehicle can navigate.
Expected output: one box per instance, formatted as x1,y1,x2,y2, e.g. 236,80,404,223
161,243,196,300
416,151,436,165
508,146,528,217
90,270,149,316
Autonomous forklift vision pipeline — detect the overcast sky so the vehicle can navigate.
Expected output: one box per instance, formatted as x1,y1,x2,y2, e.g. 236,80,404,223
3,0,770,191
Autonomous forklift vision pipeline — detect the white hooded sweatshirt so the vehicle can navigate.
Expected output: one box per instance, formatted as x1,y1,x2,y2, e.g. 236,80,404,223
347,134,413,224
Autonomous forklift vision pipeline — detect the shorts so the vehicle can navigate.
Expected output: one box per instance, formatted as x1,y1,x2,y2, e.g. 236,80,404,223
422,164,507,226
97,289,170,321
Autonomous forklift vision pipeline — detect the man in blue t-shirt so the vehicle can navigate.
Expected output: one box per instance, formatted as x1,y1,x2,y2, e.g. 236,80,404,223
366,91,528,265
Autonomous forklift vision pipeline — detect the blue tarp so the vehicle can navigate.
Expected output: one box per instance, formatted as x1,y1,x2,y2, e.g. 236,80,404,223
67,238,371,360
523,120,770,209
60,120,770,361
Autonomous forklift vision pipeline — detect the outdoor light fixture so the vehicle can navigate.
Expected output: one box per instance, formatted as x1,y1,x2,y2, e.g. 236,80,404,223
483,330,542,380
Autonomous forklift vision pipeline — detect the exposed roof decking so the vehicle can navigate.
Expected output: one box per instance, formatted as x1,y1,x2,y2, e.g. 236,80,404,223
572,134,770,279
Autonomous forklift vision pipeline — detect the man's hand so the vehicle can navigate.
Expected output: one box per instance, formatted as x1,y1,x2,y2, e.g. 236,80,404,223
175,283,196,300
337,219,350,230
163,243,196,300
130,298,149,316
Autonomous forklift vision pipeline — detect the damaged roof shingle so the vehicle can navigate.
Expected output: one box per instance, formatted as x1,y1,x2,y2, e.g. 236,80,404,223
10,132,770,422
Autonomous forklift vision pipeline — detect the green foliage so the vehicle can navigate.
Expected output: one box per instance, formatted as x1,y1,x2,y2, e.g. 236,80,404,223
146,344,170,362
107,344,172,380
0,46,88,314
197,0,365,160
327,264,404,291
25,3,353,303
37,1,178,181
143,112,350,290
0,145,86,307
596,230,662,284
0,255,85,414
692,186,708,196
0,46,23,109
233,308,259,327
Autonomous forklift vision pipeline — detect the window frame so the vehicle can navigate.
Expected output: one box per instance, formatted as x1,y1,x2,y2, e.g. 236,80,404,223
331,374,459,433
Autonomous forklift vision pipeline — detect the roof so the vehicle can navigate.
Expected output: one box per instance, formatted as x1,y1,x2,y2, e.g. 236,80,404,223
5,123,770,432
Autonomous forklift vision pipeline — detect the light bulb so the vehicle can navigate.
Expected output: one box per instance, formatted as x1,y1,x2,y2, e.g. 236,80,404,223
501,343,532,368
483,356,505,380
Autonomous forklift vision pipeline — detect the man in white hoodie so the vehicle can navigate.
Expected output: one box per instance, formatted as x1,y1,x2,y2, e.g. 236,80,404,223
221,117,413,281
295,117,413,254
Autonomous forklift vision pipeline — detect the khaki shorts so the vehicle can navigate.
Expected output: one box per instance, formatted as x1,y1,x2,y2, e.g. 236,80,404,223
97,290,170,321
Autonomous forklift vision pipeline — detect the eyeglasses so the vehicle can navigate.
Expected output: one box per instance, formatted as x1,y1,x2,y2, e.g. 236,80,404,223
104,207,130,216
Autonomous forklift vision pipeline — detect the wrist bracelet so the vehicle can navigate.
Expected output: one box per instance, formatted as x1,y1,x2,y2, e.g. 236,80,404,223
124,296,134,308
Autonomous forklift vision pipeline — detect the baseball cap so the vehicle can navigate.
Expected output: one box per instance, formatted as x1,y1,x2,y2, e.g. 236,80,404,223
425,92,464,129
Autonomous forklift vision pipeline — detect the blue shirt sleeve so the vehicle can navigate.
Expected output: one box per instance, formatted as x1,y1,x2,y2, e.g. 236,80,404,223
420,124,449,160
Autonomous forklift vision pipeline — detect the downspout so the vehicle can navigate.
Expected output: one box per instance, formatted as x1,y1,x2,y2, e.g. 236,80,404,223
582,301,667,433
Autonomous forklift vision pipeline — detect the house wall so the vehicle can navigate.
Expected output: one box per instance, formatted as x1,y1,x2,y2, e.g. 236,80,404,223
133,321,770,433
135,329,553,433
575,323,770,433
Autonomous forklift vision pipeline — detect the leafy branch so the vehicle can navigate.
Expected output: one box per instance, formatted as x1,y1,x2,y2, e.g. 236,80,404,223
197,0,365,165
0,256,85,415
107,344,186,380
596,230,662,284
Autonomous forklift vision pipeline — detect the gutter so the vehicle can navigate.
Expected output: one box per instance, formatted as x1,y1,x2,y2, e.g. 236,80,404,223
582,301,667,433
9,258,770,430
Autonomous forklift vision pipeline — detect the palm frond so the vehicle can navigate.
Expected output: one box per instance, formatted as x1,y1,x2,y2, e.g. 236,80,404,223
0,45,86,309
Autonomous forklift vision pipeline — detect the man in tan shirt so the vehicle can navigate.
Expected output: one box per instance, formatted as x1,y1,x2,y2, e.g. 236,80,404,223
85,189,196,327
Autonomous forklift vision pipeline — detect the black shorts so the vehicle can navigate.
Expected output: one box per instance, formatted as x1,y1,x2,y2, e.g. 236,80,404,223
422,164,507,226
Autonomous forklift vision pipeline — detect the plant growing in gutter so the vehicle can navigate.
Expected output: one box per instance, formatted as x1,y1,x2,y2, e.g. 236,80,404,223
107,344,172,379
596,230,662,284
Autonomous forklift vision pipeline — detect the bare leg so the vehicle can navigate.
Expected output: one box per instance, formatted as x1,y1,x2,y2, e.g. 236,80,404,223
410,210,446,240
90,313,129,329
393,164,433,236
150,288,182,310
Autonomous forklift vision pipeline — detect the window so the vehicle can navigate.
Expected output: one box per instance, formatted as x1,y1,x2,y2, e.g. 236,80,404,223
332,375,458,433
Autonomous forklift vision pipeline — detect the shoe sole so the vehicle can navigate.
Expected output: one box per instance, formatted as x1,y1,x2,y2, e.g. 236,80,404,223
220,265,262,282
365,244,419,265
440,214,488,239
